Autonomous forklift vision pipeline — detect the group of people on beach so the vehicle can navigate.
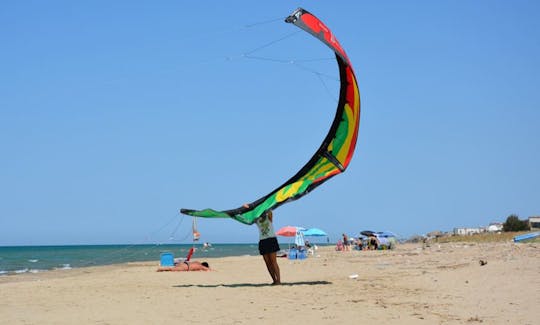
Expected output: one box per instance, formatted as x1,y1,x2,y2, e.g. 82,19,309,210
336,233,381,251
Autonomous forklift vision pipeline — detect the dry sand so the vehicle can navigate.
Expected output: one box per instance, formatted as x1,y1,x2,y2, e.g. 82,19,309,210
1,241,538,324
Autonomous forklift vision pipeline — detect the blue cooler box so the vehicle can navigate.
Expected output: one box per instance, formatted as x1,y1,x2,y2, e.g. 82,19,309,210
160,252,175,266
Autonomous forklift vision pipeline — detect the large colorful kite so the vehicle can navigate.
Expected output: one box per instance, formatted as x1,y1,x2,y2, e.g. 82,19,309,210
181,8,361,225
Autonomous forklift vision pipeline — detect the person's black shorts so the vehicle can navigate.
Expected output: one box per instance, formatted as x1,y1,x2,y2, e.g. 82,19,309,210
258,237,280,255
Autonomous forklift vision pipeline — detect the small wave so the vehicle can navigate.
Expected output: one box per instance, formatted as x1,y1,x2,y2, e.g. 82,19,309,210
14,268,29,274
0,270,7,276
57,264,72,270
28,259,39,263
29,269,43,273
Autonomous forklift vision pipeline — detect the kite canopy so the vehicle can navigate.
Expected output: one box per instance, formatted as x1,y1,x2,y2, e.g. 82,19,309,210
181,8,361,225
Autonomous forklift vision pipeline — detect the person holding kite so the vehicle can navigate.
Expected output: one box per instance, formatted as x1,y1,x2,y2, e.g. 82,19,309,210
181,7,361,285
252,206,281,285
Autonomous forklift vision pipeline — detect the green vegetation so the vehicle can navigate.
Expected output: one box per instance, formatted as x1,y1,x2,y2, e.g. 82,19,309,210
433,232,530,243
503,214,530,232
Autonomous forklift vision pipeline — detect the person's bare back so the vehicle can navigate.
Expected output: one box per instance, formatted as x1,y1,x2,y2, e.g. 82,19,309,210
157,261,211,272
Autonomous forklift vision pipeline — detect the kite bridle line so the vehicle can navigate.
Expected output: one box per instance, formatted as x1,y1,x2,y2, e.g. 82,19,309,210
170,14,340,103
67,212,192,269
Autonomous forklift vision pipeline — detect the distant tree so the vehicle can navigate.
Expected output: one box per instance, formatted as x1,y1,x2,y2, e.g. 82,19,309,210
503,214,530,232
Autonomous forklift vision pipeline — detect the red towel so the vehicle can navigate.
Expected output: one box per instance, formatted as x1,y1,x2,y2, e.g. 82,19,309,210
186,247,195,261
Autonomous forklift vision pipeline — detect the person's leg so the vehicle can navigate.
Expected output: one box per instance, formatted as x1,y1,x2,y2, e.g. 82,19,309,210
268,252,280,285
262,254,277,283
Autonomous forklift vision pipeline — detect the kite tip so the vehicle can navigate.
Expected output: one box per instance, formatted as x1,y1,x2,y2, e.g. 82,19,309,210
285,8,303,24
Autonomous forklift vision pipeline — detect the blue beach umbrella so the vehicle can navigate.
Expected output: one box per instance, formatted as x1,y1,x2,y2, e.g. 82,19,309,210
303,228,327,237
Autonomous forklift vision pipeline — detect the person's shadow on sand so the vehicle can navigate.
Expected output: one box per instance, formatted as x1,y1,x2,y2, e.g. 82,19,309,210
173,281,331,288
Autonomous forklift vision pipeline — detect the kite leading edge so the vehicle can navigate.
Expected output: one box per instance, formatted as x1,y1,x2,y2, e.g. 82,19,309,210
180,8,361,225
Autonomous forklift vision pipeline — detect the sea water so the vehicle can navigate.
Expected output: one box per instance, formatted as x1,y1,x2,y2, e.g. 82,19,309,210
0,244,259,275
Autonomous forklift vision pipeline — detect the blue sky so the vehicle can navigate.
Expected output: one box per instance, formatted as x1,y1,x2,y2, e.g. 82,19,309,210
1,1,539,245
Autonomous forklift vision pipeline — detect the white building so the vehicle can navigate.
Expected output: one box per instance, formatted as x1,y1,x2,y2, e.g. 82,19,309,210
487,222,503,232
529,216,540,230
453,227,484,236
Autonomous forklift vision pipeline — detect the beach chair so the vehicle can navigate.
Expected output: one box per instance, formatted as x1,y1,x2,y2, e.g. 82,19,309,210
288,248,298,260
160,252,175,266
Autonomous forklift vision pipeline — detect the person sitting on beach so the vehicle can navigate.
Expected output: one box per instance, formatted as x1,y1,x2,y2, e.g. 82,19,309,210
368,235,379,250
305,240,315,256
335,239,344,251
157,260,211,272
355,238,364,250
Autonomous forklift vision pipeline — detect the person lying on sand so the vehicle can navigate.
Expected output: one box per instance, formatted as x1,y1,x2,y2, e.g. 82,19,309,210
157,261,211,272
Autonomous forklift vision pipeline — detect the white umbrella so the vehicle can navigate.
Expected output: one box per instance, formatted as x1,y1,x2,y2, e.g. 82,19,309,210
294,231,305,247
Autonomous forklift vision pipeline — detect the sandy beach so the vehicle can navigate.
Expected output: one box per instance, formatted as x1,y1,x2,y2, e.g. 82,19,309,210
1,241,538,324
